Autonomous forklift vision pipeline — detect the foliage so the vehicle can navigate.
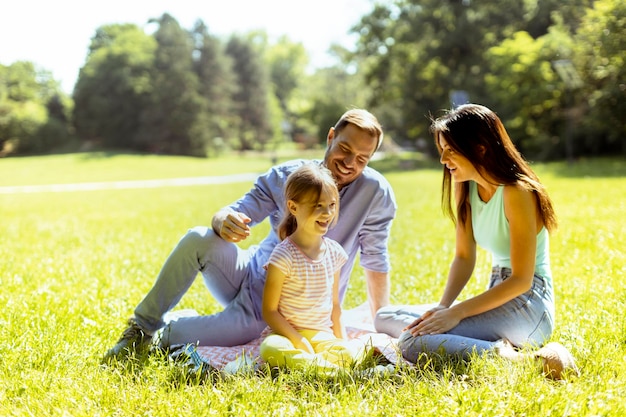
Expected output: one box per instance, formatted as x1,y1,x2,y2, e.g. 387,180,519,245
266,35,308,115
0,61,72,155
353,0,531,145
265,35,311,146
352,0,624,159
2,1,624,159
191,20,237,157
133,14,206,156
0,155,624,415
484,30,565,158
225,34,273,151
574,0,626,155
72,24,156,150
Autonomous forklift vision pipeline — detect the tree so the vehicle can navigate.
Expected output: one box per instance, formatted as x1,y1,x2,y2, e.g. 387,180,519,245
225,35,272,151
353,0,531,147
351,0,607,156
484,30,568,158
296,65,373,147
136,14,206,156
190,20,236,156
574,0,626,155
0,61,70,155
32,94,75,152
525,0,594,38
265,35,308,141
72,24,156,150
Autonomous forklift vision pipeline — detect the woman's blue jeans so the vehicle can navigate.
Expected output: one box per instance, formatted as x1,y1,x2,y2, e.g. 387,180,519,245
374,267,555,361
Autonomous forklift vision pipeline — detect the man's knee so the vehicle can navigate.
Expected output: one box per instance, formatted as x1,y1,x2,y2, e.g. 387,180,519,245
178,226,220,250
174,227,235,265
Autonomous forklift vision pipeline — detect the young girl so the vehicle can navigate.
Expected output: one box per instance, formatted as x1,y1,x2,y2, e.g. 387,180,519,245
375,104,578,379
260,163,359,370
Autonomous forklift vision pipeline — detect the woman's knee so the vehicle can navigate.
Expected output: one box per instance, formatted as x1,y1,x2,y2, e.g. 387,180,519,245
398,330,414,349
398,330,423,363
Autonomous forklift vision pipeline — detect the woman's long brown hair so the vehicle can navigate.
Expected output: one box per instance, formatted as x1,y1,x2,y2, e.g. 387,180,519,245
431,104,557,232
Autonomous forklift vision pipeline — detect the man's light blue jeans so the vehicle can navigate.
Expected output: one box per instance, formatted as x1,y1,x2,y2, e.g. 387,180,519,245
133,226,268,347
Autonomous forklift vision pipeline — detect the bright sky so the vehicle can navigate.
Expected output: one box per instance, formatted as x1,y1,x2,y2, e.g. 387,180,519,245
0,0,374,94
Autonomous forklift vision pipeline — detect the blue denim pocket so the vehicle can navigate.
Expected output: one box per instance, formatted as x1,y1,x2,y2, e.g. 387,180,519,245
490,268,548,312
527,309,553,345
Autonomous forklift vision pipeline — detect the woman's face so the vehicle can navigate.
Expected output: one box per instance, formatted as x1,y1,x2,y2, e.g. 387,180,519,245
438,133,478,183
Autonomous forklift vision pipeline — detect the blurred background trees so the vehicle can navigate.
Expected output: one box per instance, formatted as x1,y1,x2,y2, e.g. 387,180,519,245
0,61,73,155
1,0,624,159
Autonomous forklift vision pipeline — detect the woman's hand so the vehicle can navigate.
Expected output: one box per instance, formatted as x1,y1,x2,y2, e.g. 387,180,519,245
404,305,461,336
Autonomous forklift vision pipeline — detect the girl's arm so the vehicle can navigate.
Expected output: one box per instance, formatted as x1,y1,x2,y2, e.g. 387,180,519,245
262,264,314,353
330,270,346,339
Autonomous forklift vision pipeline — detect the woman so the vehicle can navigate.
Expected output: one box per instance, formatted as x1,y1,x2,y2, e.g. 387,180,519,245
375,104,578,379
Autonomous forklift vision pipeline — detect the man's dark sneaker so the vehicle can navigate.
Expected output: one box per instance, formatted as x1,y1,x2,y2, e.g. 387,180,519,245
103,318,153,360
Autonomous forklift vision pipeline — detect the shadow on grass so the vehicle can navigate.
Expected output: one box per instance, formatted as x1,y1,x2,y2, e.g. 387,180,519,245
535,157,626,178
77,150,167,160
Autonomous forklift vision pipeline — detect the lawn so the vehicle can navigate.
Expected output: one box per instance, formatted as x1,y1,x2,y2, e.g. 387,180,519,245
0,153,624,416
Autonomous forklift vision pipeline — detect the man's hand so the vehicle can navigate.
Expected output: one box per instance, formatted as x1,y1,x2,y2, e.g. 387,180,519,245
212,209,251,242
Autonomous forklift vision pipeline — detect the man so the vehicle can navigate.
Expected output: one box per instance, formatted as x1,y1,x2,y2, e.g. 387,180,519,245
105,108,397,358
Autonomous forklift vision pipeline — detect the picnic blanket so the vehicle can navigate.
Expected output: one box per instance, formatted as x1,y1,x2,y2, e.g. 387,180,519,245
163,304,401,371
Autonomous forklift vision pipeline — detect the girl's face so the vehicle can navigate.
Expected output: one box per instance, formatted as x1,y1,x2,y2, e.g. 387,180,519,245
438,133,479,183
288,187,338,236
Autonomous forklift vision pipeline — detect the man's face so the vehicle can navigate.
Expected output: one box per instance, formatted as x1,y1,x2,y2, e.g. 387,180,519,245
323,123,377,190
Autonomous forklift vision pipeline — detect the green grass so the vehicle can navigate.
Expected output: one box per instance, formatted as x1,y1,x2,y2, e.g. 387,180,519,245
0,153,624,416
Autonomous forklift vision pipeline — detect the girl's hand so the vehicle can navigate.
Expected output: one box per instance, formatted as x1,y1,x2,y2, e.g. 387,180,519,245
293,337,315,354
